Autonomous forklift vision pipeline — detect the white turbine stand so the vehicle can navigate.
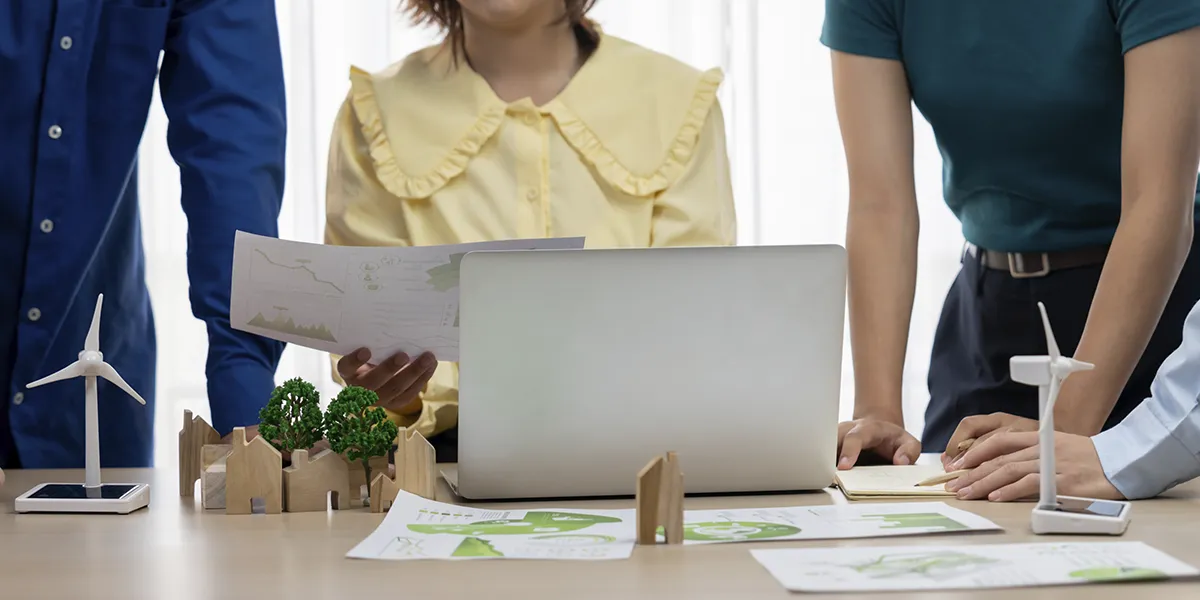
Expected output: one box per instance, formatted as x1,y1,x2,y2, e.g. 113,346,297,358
1010,302,1131,535
14,294,151,514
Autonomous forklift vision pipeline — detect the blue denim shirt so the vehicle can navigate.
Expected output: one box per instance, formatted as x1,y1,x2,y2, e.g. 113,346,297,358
0,0,286,468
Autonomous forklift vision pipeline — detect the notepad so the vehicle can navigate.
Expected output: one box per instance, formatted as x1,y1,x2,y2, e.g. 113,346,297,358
835,465,959,500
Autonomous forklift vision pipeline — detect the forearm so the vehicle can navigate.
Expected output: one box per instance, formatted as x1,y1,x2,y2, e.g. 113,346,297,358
1057,209,1193,434
847,201,919,424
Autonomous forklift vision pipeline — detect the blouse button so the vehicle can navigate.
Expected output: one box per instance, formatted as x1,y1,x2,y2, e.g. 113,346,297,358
526,189,540,201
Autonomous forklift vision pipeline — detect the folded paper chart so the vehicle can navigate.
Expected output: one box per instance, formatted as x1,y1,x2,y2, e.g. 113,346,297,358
346,491,637,561
347,494,1000,561
230,232,584,362
671,502,1001,545
835,465,958,500
751,541,1199,593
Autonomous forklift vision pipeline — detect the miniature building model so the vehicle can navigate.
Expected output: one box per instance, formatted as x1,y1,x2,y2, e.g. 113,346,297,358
178,410,220,497
368,428,437,513
284,448,351,513
225,427,282,515
369,473,401,513
201,444,233,510
636,451,684,545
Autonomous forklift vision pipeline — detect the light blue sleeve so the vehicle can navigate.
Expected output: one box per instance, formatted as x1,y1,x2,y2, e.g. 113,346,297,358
1091,298,1200,499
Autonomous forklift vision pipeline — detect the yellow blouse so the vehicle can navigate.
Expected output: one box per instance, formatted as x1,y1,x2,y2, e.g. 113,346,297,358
324,32,737,439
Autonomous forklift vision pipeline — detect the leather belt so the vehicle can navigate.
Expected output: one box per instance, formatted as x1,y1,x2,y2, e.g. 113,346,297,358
964,242,1108,278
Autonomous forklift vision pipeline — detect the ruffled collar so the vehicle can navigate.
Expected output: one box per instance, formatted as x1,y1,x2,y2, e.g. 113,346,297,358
348,31,724,199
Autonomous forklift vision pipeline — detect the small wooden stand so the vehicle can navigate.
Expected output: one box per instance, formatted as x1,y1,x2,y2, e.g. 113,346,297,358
368,428,436,513
178,410,220,497
636,451,684,545
225,427,282,515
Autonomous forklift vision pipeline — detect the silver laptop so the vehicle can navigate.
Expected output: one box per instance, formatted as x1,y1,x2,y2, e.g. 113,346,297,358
454,244,846,500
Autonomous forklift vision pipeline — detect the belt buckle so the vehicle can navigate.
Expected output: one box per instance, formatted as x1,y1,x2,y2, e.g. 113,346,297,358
1007,252,1050,278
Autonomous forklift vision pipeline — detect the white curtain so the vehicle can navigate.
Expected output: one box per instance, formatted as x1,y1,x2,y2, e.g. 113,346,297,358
140,0,963,466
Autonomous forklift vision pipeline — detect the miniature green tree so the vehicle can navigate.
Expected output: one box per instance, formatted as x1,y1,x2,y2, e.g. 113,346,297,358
257,377,325,454
324,385,398,500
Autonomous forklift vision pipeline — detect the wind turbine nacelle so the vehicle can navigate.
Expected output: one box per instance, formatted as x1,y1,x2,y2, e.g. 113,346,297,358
1010,356,1052,386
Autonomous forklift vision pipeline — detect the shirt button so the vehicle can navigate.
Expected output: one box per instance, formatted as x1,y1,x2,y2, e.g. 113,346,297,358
60,36,73,50
27,308,41,321
13,392,23,406
526,189,540,200
525,114,538,126
40,219,54,233
48,125,63,139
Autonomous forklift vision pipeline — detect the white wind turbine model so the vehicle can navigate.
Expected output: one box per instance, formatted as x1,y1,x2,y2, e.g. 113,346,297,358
14,294,152,514
1009,302,1131,535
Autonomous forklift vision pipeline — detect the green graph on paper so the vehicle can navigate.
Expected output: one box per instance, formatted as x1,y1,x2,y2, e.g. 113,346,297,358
425,253,466,292
247,309,337,342
845,551,1000,580
858,513,969,532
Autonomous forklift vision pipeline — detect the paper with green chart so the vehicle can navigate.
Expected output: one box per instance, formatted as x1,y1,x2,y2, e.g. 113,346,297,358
229,231,585,362
344,490,638,560
751,541,1199,593
345,491,1002,560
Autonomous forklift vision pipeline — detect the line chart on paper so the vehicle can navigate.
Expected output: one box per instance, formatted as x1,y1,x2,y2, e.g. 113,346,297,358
230,231,585,362
250,248,347,296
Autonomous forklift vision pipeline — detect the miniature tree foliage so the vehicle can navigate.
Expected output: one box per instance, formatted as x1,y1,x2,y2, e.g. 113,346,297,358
257,378,325,453
324,385,398,492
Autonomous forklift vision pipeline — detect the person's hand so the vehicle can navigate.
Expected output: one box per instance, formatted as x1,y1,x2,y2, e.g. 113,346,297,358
837,417,921,469
944,430,1123,502
942,412,1037,468
337,348,437,415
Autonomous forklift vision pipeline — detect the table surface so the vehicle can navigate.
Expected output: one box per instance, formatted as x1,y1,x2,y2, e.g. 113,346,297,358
2,466,1200,600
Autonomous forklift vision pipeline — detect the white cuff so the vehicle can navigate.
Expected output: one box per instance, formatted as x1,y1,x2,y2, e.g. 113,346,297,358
1092,400,1200,500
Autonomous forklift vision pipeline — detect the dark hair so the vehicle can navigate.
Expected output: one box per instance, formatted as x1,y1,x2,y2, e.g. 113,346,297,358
402,0,599,63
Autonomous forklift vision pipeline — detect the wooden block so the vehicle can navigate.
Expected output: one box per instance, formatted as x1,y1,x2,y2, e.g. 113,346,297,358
201,444,232,510
178,410,220,497
661,452,684,545
635,452,684,545
225,427,282,515
635,456,664,545
396,428,437,500
284,448,351,513
369,473,400,513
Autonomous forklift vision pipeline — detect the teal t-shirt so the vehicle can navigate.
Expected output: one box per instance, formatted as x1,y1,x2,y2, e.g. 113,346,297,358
821,0,1200,253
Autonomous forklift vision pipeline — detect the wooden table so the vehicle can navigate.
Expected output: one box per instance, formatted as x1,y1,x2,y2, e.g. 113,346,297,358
3,467,1200,599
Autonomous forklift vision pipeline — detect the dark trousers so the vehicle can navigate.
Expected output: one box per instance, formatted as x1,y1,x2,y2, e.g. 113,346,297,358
922,224,1200,452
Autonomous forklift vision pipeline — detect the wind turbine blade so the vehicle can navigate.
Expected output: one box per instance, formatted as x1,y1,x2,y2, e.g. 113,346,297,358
85,294,104,352
26,361,86,388
95,363,146,405
1037,302,1060,360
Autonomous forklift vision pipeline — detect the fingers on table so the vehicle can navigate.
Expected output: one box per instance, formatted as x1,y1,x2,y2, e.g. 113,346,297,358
955,431,1041,470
